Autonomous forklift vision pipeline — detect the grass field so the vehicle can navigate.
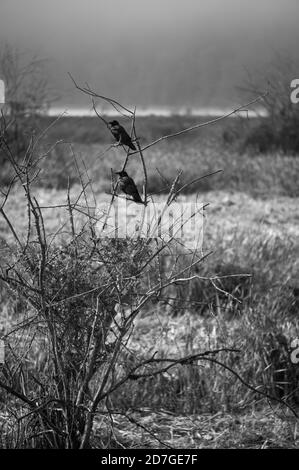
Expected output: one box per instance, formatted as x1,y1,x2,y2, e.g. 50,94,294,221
0,114,299,448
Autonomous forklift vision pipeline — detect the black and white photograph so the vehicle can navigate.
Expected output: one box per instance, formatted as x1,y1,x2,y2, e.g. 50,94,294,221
0,0,299,452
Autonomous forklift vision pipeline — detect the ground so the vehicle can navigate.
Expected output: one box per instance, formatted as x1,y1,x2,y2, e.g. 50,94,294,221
93,409,299,449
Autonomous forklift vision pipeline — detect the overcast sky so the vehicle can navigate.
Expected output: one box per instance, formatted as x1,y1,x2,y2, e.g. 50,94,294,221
0,0,298,109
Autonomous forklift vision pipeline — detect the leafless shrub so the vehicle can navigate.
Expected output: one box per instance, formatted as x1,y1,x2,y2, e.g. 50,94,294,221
0,43,56,157
239,53,299,153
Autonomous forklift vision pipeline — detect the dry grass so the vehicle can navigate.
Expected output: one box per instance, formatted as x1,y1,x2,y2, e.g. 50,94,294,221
93,409,299,449
32,141,299,198
2,184,298,447
2,115,299,197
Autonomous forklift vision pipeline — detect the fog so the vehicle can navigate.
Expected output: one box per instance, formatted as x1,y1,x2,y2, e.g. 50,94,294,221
0,0,298,110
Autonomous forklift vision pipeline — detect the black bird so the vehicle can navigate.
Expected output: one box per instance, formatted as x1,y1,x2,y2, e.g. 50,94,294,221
115,170,143,203
108,120,136,150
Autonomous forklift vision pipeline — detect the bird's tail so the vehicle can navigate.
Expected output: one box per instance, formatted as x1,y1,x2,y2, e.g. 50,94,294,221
133,192,143,203
129,142,137,151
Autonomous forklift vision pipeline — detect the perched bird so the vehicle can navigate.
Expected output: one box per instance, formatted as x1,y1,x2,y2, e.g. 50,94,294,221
115,170,143,203
108,120,136,150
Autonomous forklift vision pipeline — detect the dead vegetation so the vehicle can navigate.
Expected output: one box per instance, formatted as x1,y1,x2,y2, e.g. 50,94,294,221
0,81,298,449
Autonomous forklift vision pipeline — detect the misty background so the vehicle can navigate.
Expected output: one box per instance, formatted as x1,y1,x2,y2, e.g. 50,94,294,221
0,0,298,112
